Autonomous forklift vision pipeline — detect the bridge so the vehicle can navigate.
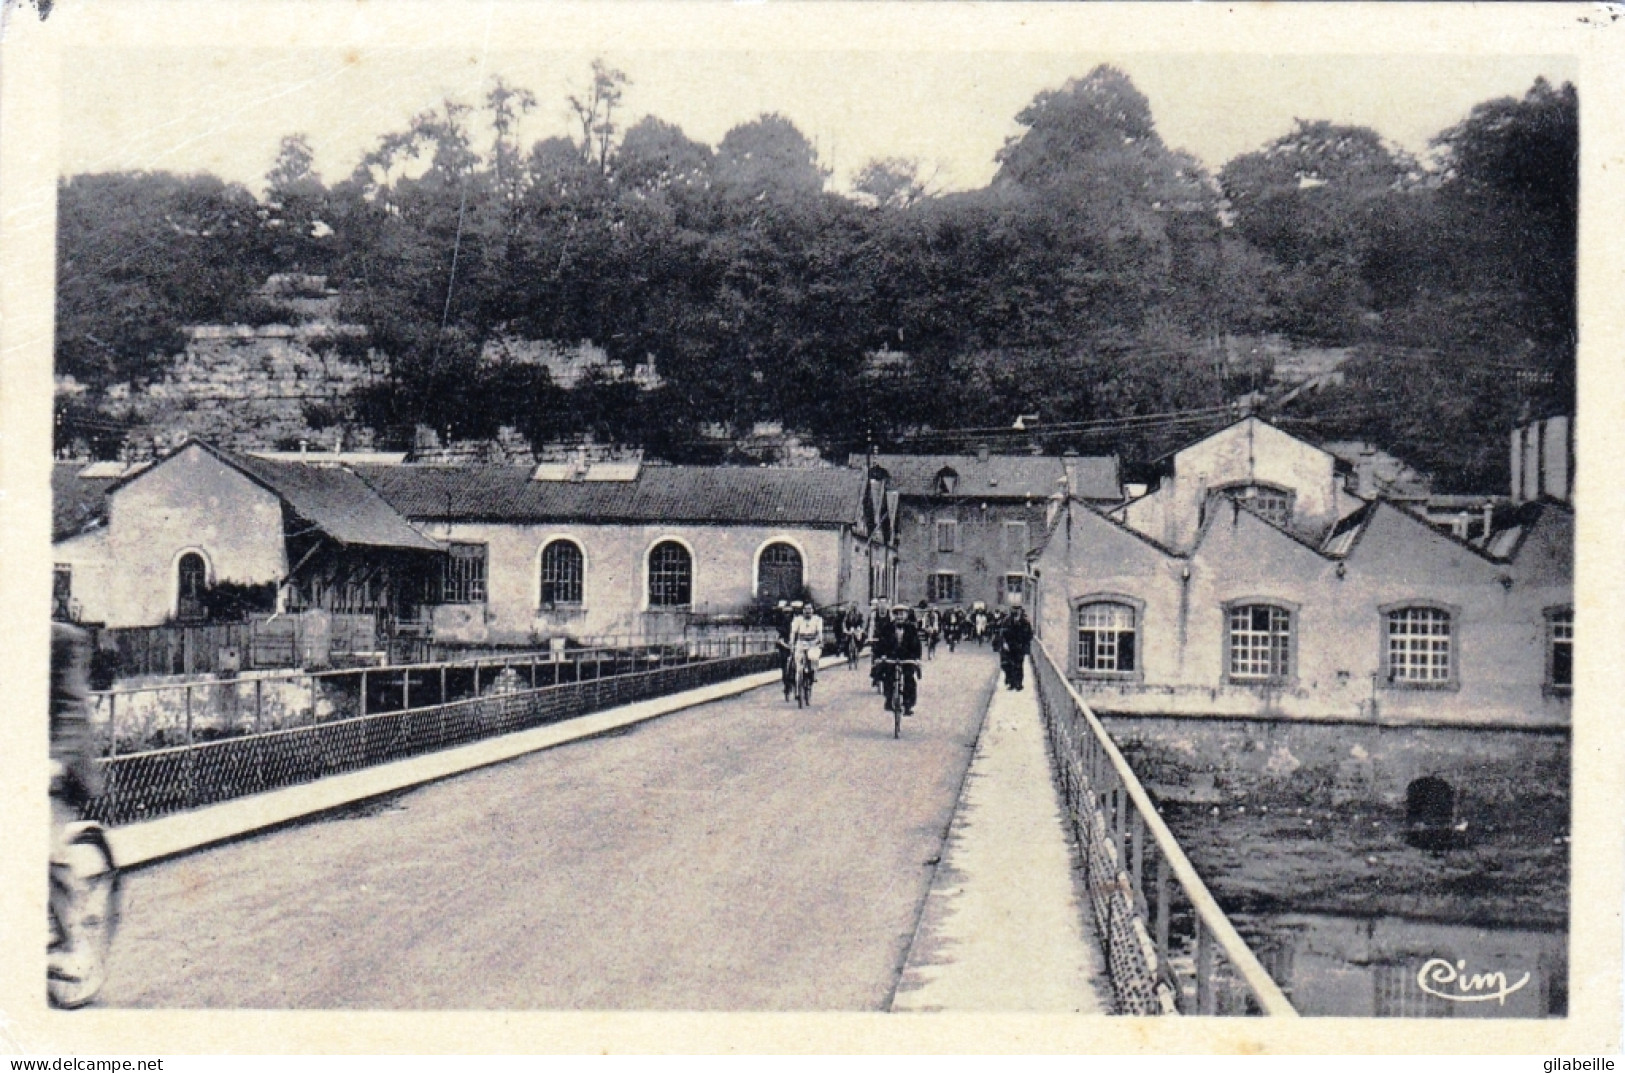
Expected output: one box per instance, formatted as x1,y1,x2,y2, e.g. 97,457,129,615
87,644,1293,1014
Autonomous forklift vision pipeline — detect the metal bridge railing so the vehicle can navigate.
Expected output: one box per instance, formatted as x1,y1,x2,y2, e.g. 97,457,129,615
1032,639,1297,1017
90,636,774,754
85,650,777,828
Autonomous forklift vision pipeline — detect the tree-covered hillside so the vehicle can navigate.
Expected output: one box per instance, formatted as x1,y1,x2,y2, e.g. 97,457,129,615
55,66,1575,492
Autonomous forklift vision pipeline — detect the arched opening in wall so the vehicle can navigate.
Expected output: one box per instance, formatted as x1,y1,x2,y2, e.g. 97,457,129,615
648,541,693,610
757,542,804,603
176,552,209,622
540,540,585,607
1404,776,1461,850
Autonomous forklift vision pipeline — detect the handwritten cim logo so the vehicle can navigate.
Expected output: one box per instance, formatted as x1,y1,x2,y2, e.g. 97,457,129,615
1416,958,1532,1005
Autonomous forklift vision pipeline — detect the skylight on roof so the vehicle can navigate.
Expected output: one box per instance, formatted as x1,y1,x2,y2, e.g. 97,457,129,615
583,462,641,481
532,464,575,482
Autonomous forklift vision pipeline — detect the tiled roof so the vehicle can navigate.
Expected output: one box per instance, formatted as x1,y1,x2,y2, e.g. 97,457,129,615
52,464,116,540
861,453,1120,500
353,464,867,526
218,447,442,551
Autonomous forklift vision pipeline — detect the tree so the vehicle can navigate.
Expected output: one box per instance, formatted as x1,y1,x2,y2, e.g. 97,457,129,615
852,157,932,210
1433,77,1576,383
616,116,712,194
993,65,1161,189
568,59,629,175
714,114,829,201
56,171,267,389
263,133,333,274
1219,121,1415,341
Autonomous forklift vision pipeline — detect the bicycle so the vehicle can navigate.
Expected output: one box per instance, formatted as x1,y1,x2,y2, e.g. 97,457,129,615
793,645,818,708
844,630,865,669
48,764,121,1009
879,657,921,739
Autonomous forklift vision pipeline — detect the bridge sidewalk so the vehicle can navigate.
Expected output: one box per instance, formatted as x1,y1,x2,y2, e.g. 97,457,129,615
890,662,1112,1013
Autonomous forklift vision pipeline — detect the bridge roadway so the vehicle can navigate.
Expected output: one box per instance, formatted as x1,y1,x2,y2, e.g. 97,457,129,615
102,649,1020,1009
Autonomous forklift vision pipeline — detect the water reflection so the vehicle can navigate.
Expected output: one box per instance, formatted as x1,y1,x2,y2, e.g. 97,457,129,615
1234,913,1567,1017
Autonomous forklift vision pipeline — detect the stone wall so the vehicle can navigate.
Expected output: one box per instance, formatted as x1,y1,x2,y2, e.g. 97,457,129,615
1100,713,1569,817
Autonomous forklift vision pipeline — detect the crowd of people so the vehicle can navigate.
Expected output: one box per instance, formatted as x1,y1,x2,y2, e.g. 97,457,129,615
769,595,1037,721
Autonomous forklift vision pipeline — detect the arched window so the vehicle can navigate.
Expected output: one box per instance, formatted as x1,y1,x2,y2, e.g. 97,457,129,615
648,541,693,609
756,542,803,602
177,551,208,621
1385,605,1453,685
934,466,959,496
1227,603,1292,683
1218,483,1295,527
540,540,585,607
1077,601,1137,675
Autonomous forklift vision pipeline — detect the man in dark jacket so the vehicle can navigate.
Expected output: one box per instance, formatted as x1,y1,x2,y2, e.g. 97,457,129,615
773,600,795,700
1000,605,1034,691
877,604,923,716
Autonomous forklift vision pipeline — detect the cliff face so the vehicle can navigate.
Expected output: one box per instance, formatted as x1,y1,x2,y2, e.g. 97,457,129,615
103,322,381,454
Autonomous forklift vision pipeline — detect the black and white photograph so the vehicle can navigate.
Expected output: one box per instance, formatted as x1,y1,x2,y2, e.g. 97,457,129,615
3,0,1621,1055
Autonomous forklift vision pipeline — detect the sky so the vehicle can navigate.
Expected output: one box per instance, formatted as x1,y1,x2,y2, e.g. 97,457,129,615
60,47,1573,195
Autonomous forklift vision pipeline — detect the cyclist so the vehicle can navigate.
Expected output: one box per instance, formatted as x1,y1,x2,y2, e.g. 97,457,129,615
50,621,112,1006
774,599,795,701
970,602,990,646
866,598,889,692
943,606,964,652
789,601,825,698
842,604,866,668
920,602,941,660
876,603,923,719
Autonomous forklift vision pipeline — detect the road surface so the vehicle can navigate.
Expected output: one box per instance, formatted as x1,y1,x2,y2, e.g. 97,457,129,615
102,649,999,1009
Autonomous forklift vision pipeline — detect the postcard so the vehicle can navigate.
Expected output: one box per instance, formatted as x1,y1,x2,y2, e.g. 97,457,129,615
2,0,1621,1056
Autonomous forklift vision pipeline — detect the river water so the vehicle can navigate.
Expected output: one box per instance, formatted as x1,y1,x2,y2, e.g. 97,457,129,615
1155,800,1569,1018
1234,912,1566,1017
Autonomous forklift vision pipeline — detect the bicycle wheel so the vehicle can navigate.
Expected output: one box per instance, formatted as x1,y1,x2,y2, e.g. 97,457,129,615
889,676,901,739
798,660,813,707
48,831,120,1010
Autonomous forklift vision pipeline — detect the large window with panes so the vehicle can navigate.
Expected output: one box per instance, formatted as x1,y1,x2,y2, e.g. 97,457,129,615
1077,601,1137,677
443,543,488,604
539,539,585,607
1220,483,1295,528
1384,605,1454,686
648,540,693,608
1226,603,1293,683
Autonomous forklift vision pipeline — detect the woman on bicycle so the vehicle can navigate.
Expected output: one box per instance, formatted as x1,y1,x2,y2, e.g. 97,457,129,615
788,601,825,698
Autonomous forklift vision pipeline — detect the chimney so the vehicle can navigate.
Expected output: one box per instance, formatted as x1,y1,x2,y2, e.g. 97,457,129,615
977,443,990,463
1356,445,1377,497
1481,500,1495,540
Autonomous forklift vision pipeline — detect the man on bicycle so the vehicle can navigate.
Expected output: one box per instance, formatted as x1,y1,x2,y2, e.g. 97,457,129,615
920,602,941,660
772,600,796,700
876,603,923,718
788,601,825,694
